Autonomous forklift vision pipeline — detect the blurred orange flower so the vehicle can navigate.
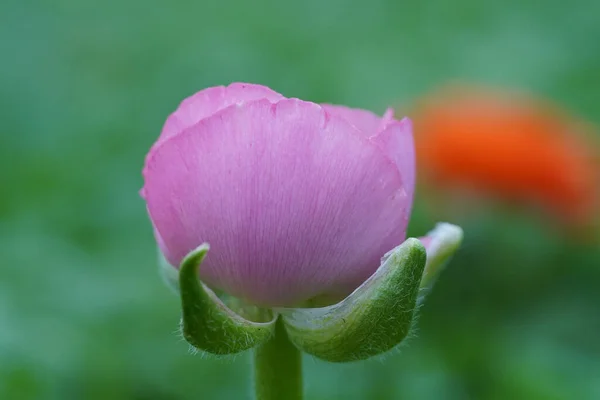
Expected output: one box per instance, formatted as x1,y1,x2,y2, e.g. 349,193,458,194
412,84,599,227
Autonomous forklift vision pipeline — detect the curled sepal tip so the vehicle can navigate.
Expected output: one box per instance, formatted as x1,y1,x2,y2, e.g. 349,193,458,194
179,244,277,355
278,238,426,362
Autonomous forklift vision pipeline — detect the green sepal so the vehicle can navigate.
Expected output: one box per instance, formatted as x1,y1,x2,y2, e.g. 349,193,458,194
277,238,426,362
179,244,277,355
419,223,463,292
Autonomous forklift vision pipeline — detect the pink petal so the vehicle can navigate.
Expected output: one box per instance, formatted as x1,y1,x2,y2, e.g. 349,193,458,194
321,104,388,136
158,83,283,146
380,108,396,130
369,117,416,214
320,105,414,200
143,98,411,306
419,236,433,249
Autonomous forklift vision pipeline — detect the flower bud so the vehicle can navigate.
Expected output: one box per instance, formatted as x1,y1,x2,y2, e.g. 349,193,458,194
142,83,463,360
142,83,415,307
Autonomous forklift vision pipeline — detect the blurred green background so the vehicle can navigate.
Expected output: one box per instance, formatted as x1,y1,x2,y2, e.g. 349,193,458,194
2,0,599,399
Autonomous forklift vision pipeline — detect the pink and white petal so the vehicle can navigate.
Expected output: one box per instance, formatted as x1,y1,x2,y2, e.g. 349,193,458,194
419,223,464,287
143,98,411,306
369,117,416,213
321,104,387,136
158,82,284,145
379,108,396,131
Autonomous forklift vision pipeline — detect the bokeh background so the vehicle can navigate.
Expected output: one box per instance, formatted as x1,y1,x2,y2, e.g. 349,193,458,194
2,0,599,399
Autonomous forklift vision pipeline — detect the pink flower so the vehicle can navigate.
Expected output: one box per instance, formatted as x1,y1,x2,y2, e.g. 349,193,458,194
142,83,415,307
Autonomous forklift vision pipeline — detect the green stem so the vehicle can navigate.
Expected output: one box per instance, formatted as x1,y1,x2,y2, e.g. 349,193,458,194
253,317,303,400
